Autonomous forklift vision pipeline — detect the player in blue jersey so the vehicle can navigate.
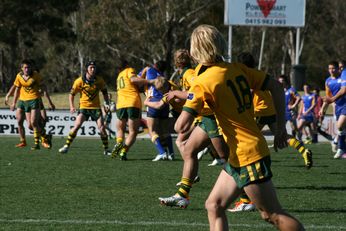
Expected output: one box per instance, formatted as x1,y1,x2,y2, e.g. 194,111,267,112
277,75,301,138
297,84,316,143
320,61,346,159
144,61,175,161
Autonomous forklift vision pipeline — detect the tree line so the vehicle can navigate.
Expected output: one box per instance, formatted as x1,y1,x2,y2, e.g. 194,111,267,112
0,0,345,93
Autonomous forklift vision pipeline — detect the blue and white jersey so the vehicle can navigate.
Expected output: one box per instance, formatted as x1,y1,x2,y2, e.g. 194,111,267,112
284,87,300,110
341,69,346,87
325,76,346,107
146,66,164,100
302,93,315,117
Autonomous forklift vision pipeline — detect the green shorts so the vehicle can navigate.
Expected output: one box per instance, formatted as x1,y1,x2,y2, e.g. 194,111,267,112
224,155,272,188
197,115,222,138
255,114,276,126
116,107,141,120
78,109,102,121
17,99,41,113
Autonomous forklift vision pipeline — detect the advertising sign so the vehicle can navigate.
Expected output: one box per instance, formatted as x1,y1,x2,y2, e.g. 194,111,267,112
224,0,306,27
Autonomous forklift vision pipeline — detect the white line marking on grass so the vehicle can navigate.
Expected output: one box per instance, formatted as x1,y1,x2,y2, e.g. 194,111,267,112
0,219,345,229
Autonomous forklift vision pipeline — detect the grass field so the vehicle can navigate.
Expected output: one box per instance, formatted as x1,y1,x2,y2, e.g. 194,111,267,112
0,137,345,231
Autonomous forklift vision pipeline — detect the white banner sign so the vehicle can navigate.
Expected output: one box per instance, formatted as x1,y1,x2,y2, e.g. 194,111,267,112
0,108,337,142
0,109,116,137
224,0,306,27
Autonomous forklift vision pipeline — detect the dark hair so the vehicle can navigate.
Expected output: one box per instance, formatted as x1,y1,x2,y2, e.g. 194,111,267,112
21,59,32,66
278,74,289,84
155,60,167,73
328,61,339,68
119,59,129,69
237,52,256,68
85,60,96,69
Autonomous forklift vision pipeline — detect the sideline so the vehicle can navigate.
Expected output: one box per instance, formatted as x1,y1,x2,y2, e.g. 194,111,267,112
0,218,345,229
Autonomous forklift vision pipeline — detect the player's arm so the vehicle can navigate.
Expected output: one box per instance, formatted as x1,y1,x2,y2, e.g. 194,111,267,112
166,90,188,102
263,77,288,151
69,93,76,114
131,75,155,87
40,84,55,110
10,86,20,111
101,87,110,105
143,97,165,109
320,85,332,116
326,86,346,104
305,97,316,115
290,92,301,110
5,85,16,106
139,66,149,79
297,100,304,117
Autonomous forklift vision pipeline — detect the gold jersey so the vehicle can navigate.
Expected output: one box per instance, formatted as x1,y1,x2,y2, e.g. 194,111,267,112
253,90,276,117
184,62,270,167
194,64,213,117
13,72,42,101
181,68,195,91
70,75,106,109
116,67,142,109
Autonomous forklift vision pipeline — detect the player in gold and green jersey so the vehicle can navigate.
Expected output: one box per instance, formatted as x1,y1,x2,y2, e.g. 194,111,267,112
10,59,52,150
228,52,312,213
161,25,304,230
111,59,155,160
159,57,229,208
58,61,111,155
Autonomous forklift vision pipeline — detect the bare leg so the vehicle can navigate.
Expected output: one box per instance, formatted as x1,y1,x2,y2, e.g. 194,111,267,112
180,126,210,181
245,180,304,231
205,170,242,231
16,109,26,143
126,118,140,148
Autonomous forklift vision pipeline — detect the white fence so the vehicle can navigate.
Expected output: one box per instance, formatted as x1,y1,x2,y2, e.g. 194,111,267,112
0,108,337,141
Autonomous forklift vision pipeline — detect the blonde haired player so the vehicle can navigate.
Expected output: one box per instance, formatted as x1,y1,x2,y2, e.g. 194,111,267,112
171,25,304,230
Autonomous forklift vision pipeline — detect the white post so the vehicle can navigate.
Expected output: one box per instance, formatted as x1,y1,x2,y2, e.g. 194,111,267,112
228,26,232,62
258,28,266,70
295,27,300,65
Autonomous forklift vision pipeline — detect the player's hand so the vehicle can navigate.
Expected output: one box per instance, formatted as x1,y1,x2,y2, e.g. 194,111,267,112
323,96,334,104
165,91,176,102
273,127,288,152
4,96,9,106
70,107,76,114
318,109,325,117
49,103,56,111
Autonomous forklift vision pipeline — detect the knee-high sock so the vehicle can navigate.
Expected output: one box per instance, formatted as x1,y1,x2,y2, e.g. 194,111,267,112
288,138,306,155
65,131,77,147
151,134,166,154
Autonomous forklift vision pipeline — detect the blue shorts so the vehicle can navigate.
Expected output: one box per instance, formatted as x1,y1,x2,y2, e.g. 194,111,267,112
301,115,314,123
147,98,169,119
285,109,297,122
335,105,346,120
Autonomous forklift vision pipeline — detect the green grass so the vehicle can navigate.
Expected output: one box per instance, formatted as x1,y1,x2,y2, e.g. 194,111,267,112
0,137,345,230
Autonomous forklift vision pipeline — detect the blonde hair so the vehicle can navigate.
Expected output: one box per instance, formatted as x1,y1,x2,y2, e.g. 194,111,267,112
174,49,191,68
154,76,170,94
190,25,227,65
